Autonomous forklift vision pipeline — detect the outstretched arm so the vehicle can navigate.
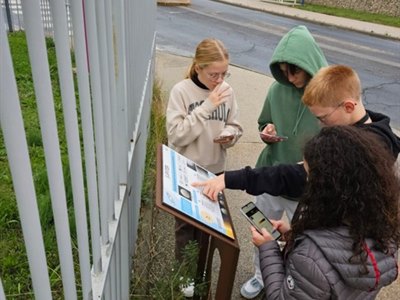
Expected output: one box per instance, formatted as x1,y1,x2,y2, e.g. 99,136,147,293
192,163,307,201
224,163,307,197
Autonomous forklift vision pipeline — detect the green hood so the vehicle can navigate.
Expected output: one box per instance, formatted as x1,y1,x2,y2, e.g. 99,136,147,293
270,25,328,86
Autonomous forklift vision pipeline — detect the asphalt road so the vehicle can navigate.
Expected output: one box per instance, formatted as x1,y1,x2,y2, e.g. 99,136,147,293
156,0,400,129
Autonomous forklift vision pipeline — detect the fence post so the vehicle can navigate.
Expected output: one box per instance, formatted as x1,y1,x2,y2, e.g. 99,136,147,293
4,0,13,32
0,278,5,299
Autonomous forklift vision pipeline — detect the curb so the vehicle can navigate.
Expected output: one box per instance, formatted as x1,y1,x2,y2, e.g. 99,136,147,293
212,0,400,41
157,0,191,6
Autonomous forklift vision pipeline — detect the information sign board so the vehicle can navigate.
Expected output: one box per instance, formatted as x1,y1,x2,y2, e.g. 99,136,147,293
161,144,235,240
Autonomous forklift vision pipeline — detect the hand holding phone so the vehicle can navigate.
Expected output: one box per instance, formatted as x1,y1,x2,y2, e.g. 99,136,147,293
240,202,281,240
259,132,288,143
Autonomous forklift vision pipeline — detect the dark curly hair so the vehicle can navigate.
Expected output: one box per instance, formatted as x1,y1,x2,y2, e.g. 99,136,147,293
287,126,400,268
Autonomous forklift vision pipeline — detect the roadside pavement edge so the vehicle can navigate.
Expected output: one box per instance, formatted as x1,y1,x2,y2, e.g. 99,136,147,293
212,0,400,40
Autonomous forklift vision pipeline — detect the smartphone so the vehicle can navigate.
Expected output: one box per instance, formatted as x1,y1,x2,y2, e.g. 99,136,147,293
213,134,234,143
240,202,281,240
259,132,288,142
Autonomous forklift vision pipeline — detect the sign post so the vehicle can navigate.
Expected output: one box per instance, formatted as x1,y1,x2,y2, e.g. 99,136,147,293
156,144,240,299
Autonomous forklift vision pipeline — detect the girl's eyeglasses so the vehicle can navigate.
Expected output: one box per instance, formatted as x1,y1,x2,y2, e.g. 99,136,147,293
205,71,231,81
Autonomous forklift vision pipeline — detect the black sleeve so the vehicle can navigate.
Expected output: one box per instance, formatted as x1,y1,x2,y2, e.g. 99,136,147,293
224,164,306,198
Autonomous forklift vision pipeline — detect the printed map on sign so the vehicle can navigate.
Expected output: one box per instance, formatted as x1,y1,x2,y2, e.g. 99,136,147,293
161,144,235,240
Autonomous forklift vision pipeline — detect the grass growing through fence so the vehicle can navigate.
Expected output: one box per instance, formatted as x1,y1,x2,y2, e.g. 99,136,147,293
140,79,168,205
0,32,79,299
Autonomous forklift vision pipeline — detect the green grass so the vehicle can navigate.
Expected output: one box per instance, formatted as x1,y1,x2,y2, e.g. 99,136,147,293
0,32,77,299
140,79,168,206
298,3,400,28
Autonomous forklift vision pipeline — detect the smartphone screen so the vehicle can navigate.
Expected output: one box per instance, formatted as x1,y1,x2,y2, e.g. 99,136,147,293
259,132,288,142
240,202,281,240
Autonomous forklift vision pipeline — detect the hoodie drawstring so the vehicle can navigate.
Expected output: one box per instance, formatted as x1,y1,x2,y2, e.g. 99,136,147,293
292,103,307,136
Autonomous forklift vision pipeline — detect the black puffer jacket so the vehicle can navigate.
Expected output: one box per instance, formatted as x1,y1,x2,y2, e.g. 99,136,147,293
259,227,398,299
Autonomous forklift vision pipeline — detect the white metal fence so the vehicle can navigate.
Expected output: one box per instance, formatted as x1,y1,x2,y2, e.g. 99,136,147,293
2,0,66,34
0,0,156,299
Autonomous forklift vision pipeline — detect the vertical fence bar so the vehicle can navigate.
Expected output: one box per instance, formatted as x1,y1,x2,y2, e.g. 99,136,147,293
111,250,117,300
48,0,92,298
0,278,4,300
113,199,122,300
105,275,111,299
40,0,51,36
84,0,109,244
124,0,134,136
120,199,130,299
114,0,129,183
104,0,120,202
95,0,115,222
11,0,25,31
125,0,135,253
0,14,52,300
4,0,13,32
12,0,23,30
116,232,122,300
16,0,23,30
64,0,73,45
20,1,77,298
69,0,102,275
132,0,143,134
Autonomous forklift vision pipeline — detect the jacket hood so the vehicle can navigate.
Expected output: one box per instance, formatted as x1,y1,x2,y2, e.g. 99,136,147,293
304,228,398,292
270,25,328,86
362,110,400,160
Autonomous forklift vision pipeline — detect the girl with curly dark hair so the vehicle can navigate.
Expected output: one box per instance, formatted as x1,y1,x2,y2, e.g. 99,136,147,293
252,125,400,299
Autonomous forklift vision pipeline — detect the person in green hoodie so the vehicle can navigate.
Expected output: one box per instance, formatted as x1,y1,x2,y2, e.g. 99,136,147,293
240,25,328,299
